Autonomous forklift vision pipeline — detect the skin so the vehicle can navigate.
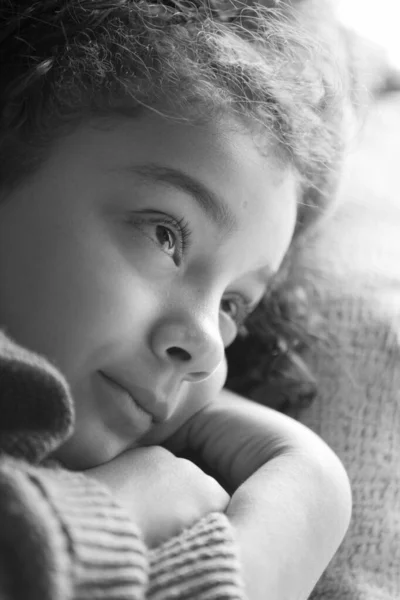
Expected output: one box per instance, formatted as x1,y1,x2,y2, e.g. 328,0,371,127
0,113,297,468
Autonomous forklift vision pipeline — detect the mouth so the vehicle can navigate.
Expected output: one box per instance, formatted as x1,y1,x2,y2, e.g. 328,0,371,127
98,371,154,430
98,371,168,423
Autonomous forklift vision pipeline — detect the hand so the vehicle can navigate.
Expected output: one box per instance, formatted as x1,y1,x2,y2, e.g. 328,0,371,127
86,445,230,548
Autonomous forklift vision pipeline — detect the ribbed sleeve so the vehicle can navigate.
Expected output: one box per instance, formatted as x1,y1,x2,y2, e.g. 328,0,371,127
0,458,71,600
148,512,245,600
0,457,148,600
27,464,149,600
0,458,246,600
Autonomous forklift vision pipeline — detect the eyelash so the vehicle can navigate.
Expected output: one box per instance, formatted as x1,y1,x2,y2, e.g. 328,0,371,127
130,213,192,266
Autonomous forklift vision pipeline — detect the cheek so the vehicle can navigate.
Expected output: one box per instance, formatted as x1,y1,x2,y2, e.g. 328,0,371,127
193,357,228,399
182,359,228,421
219,311,238,348
140,357,227,447
48,244,155,379
0,211,154,381
180,359,227,426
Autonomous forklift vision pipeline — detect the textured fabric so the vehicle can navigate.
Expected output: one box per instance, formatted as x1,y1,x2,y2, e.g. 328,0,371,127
0,332,245,600
149,513,244,600
287,93,400,599
0,330,74,463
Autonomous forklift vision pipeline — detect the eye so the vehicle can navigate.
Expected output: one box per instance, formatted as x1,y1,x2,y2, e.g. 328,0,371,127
128,213,191,266
220,295,254,328
155,225,176,256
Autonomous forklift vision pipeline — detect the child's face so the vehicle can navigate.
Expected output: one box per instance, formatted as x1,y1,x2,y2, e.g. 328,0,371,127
0,114,297,468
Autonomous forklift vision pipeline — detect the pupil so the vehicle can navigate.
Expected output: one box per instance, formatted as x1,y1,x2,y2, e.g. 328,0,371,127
157,226,173,250
222,299,235,316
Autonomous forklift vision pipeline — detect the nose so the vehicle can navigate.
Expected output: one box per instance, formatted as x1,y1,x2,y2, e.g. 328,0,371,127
150,312,225,383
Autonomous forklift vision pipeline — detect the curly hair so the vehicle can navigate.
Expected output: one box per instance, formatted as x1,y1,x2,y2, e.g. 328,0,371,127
1,1,345,204
0,0,351,410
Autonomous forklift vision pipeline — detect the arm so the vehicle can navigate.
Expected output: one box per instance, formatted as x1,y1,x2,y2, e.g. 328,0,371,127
0,457,247,600
166,388,353,600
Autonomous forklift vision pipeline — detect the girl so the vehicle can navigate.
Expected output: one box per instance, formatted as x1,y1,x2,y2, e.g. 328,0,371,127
0,1,351,599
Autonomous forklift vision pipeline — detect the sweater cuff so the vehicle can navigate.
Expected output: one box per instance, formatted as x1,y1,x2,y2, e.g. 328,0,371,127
0,458,149,600
28,464,149,599
148,512,246,600
0,459,71,600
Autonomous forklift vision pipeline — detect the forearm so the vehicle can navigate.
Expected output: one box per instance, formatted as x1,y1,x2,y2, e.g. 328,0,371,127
222,391,352,600
175,387,348,483
173,389,352,600
228,450,352,600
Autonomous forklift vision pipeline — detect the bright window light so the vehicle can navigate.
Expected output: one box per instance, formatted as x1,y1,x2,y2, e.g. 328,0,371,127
337,0,400,68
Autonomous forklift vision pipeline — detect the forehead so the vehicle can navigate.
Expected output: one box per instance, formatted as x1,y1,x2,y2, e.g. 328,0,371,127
102,113,297,270
40,113,298,273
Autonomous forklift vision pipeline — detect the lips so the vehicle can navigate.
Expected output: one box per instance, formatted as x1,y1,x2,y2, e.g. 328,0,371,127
99,371,170,423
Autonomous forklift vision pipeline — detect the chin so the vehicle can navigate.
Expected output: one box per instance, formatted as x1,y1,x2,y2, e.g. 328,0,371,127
53,429,134,470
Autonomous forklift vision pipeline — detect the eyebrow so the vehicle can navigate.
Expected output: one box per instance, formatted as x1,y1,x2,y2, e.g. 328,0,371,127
116,163,237,234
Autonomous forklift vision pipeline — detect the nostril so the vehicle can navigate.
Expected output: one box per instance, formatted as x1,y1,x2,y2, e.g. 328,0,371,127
167,346,191,362
189,371,209,382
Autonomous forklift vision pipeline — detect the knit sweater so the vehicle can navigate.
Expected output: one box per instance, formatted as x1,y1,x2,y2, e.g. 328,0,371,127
0,332,245,600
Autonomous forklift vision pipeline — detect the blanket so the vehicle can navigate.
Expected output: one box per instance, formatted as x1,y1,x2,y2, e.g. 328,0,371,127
291,92,400,599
